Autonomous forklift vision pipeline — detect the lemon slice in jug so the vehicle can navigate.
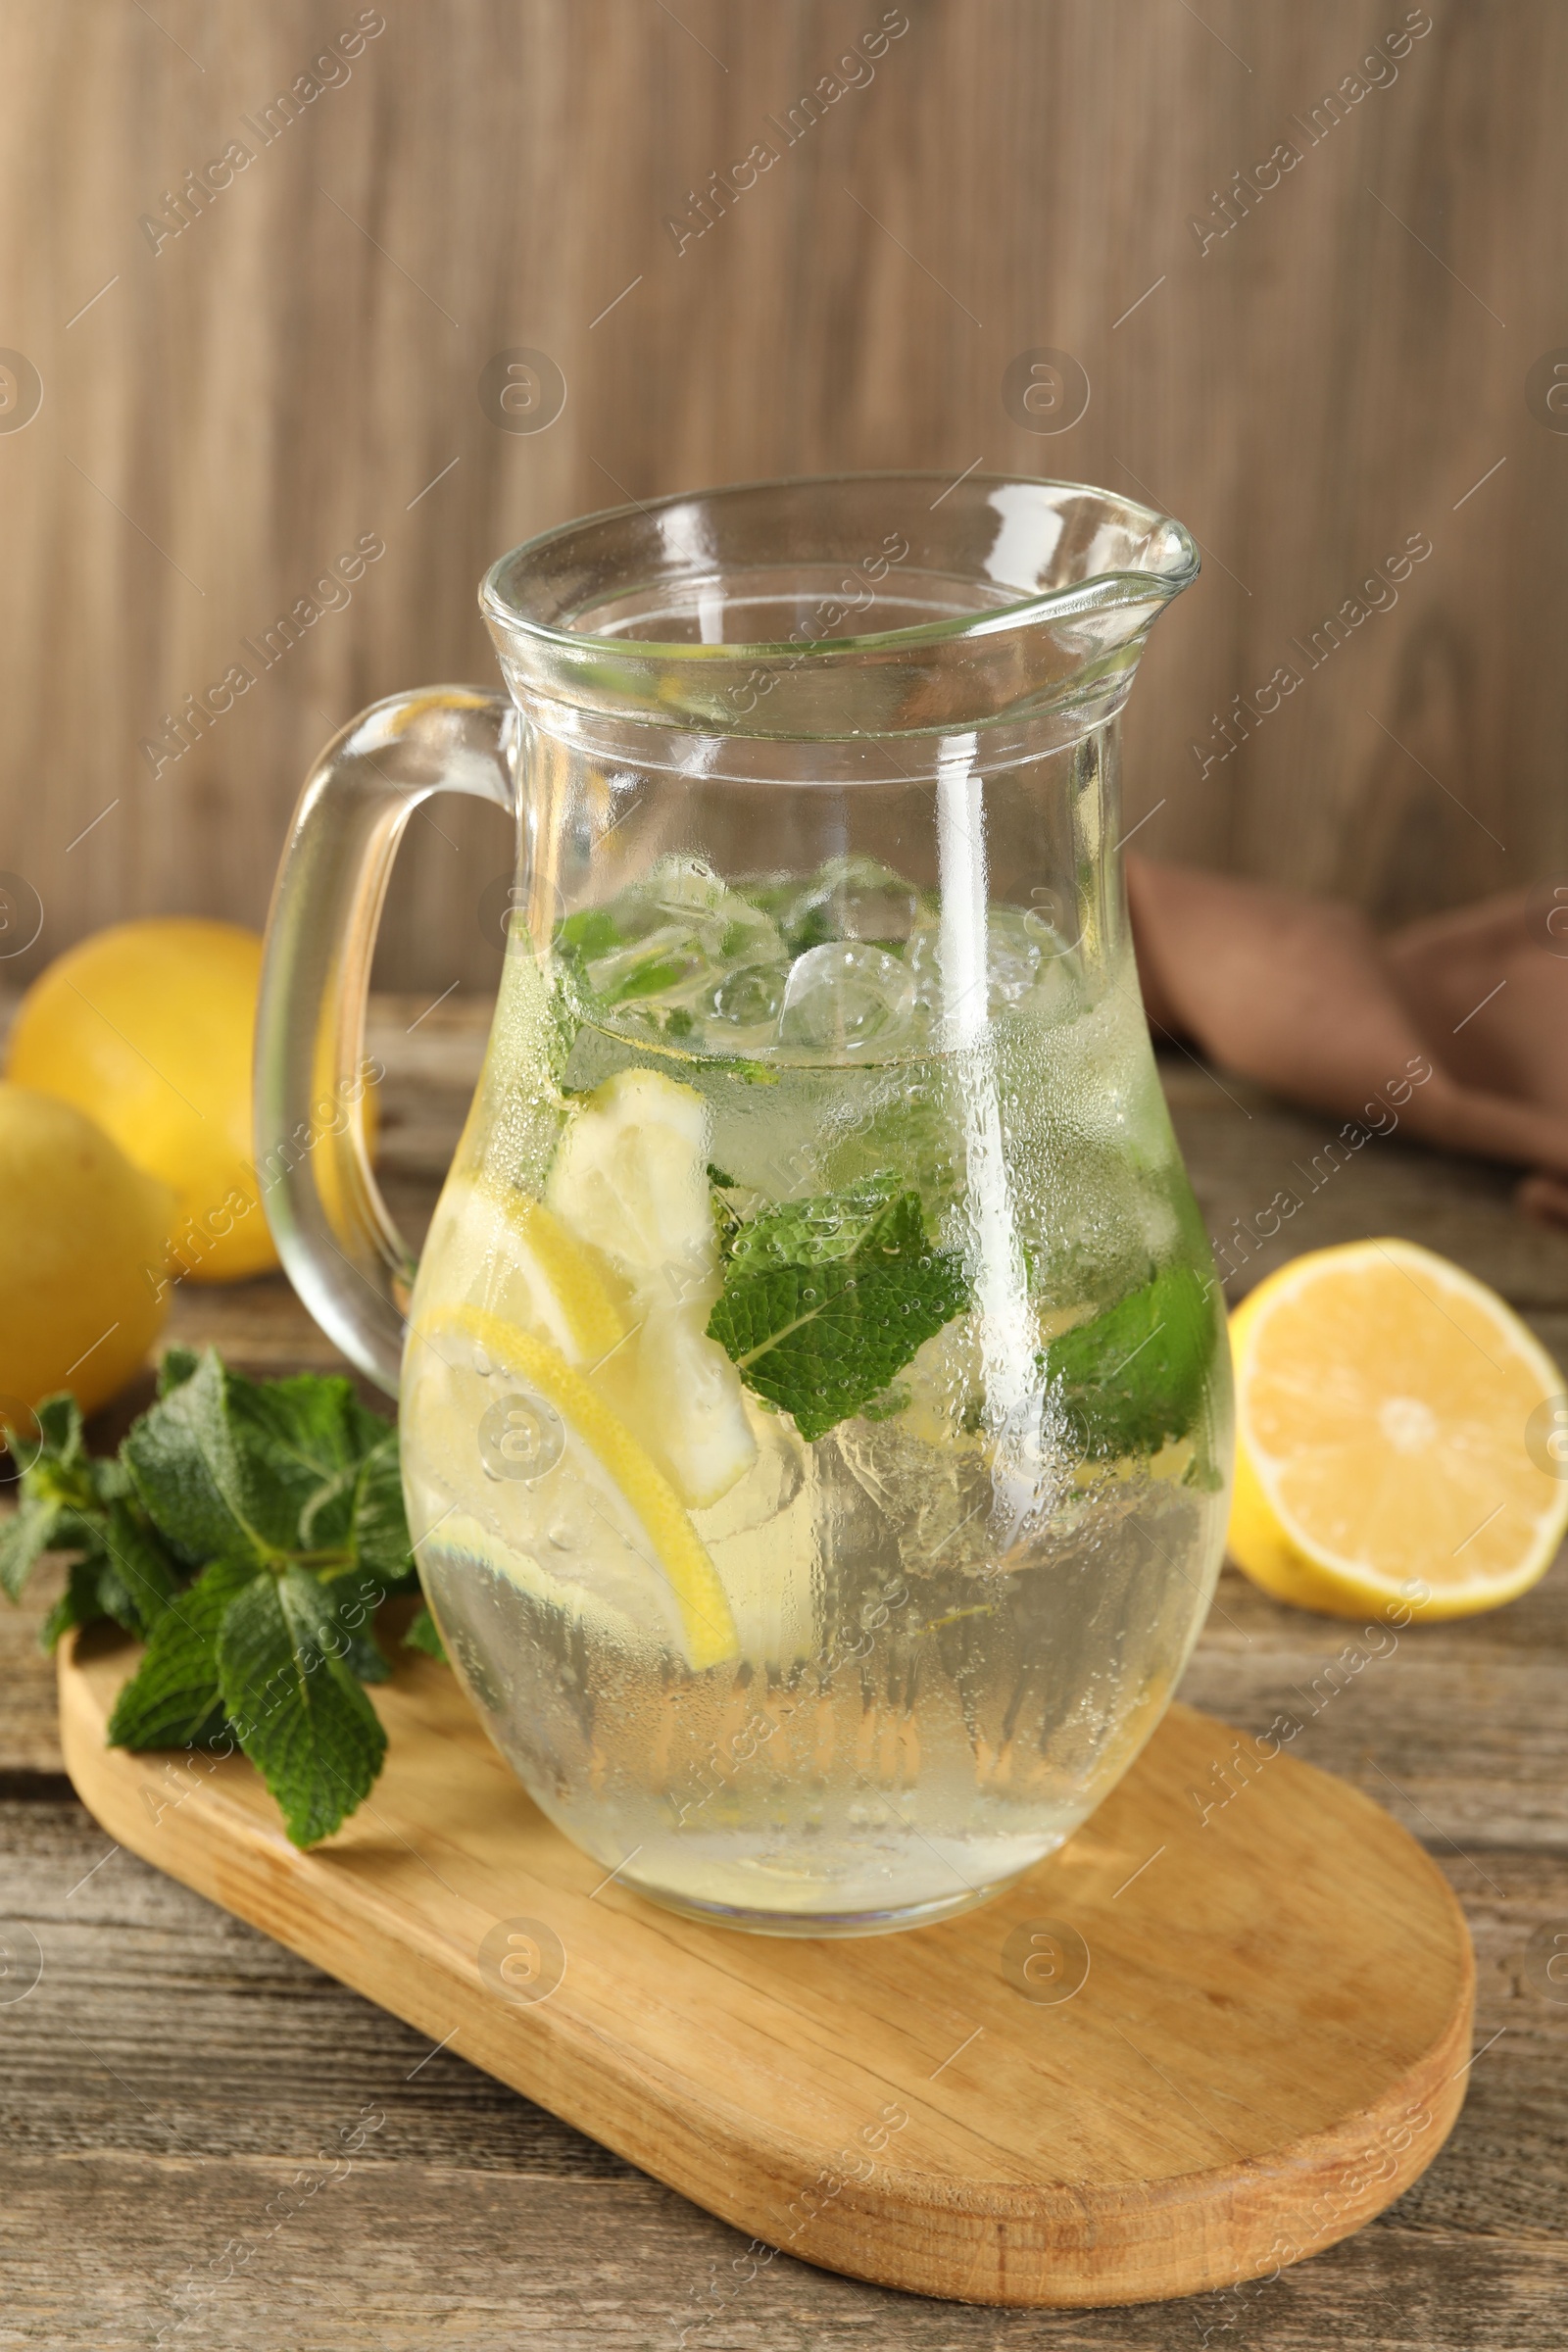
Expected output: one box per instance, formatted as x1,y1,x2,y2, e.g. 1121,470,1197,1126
424,1174,630,1365
546,1066,757,1507
413,1300,740,1670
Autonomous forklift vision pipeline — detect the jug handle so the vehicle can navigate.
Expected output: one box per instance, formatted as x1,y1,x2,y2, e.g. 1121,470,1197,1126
254,688,516,1394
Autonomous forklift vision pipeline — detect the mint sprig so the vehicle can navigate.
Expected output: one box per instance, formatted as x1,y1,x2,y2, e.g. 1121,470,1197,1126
1,1350,447,1847
708,1179,969,1443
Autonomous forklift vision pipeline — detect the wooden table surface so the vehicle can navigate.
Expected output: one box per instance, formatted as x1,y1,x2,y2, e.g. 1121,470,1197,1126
4,996,1566,2351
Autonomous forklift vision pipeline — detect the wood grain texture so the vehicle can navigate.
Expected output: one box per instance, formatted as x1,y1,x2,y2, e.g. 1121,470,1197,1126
3,2152,1563,2352
56,1629,1475,2313
0,1804,1554,2211
2,2,1566,997
1,1800,1559,2351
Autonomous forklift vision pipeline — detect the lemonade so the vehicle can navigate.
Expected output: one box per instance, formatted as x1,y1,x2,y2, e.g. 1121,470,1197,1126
402,852,1232,1933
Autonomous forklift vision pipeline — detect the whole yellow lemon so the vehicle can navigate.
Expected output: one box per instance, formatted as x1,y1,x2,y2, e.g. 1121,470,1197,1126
6,917,276,1284
0,1083,174,1417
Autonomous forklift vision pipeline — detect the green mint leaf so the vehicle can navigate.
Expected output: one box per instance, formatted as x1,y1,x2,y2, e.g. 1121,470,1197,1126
606,953,690,1003
402,1603,449,1664
12,1348,415,1847
708,1184,969,1444
40,1554,114,1653
107,1556,258,1751
784,899,835,956
7,1391,107,1543
122,1358,395,1569
218,1566,387,1848
1044,1263,1218,1459
41,1524,169,1652
95,1501,184,1638
225,1369,390,1553
157,1347,202,1396
53,1503,116,1550
6,1348,417,1856
338,1434,416,1590
31,1393,86,1467
296,1565,392,1684
709,1174,750,1259
725,1175,903,1274
558,906,621,960
0,1494,65,1601
122,1350,274,1567
86,1454,133,1509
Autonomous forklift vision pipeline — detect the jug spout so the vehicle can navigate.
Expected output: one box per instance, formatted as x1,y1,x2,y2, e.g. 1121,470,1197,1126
480,472,1198,746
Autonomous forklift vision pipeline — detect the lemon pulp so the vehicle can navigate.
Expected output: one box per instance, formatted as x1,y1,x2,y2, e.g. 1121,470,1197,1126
1229,1238,1568,1619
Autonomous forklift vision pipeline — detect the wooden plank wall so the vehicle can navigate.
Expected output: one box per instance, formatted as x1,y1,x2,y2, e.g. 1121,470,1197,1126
1,0,1563,991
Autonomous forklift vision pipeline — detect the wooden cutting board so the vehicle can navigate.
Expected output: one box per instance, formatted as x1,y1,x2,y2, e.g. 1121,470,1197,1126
58,1627,1473,2312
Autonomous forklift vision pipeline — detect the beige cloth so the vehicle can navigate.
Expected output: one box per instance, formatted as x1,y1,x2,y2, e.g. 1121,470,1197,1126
1125,858,1568,1227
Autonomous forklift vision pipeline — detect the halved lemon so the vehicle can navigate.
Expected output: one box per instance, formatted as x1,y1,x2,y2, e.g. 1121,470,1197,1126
1228,1238,1568,1621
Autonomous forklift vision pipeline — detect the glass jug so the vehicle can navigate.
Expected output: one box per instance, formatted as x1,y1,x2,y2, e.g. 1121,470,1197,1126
255,472,1232,1936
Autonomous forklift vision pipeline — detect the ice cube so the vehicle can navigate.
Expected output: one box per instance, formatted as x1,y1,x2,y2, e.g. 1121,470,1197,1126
984,908,1044,1007
704,960,789,1035
702,902,785,967
786,855,923,953
695,1406,805,1541
584,923,704,1004
641,858,786,969
907,906,1081,1019
647,854,729,921
778,941,916,1055
833,1416,998,1580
